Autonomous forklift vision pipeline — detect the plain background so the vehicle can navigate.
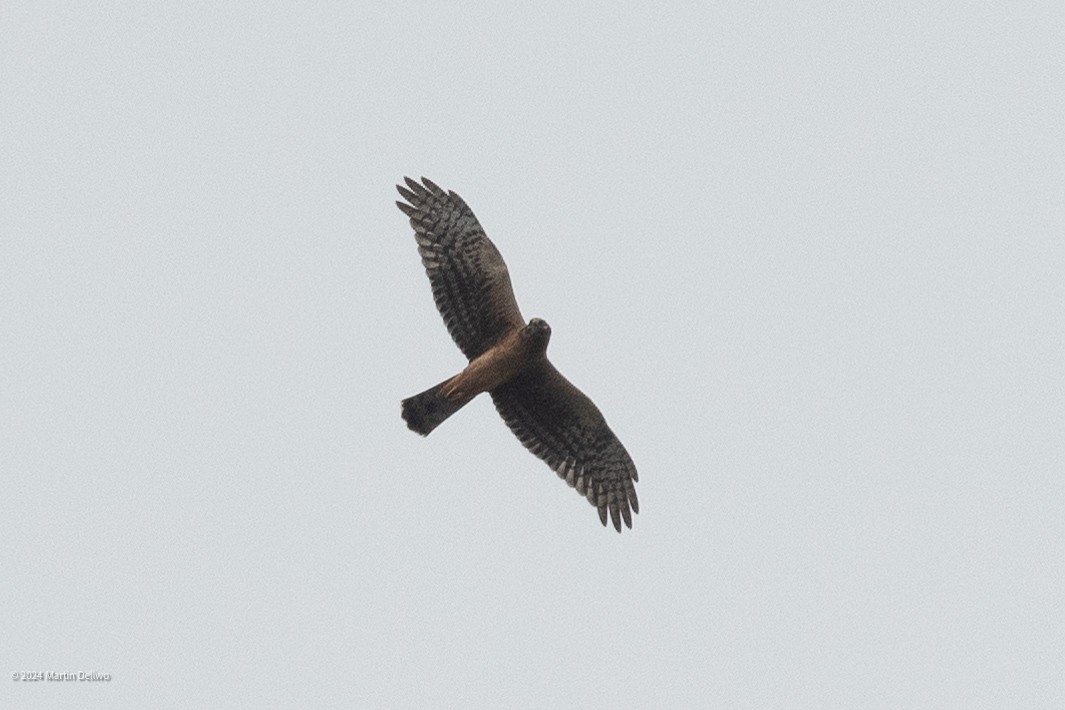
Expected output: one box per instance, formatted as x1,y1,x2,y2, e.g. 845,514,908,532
2,1,1063,707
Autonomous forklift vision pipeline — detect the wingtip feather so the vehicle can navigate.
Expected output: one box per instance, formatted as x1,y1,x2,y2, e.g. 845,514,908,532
421,177,445,196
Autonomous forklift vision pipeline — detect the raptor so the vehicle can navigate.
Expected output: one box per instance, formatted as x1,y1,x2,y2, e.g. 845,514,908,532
397,177,639,531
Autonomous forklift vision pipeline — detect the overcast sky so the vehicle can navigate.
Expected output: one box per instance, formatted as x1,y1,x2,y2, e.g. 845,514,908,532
2,1,1063,708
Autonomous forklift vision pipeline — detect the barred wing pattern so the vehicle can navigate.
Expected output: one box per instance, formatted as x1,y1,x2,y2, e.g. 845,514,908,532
491,361,639,531
396,177,525,360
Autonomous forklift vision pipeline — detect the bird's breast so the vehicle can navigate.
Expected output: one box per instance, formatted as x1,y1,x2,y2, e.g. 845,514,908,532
445,329,534,398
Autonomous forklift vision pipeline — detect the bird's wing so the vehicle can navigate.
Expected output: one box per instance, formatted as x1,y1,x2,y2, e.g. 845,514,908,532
490,360,639,531
396,177,525,360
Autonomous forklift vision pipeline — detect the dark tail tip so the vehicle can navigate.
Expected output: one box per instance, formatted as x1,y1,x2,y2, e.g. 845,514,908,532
401,394,436,436
402,380,466,436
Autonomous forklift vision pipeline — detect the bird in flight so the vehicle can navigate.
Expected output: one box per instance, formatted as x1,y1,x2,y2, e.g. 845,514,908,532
396,177,639,531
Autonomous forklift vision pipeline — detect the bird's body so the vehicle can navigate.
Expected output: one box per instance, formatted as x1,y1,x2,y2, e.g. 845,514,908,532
442,320,550,404
401,320,548,436
396,177,639,531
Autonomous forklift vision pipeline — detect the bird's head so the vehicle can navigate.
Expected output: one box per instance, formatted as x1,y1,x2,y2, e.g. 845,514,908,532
522,318,552,353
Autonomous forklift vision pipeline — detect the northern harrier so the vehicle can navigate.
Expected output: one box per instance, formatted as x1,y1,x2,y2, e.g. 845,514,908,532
397,177,639,532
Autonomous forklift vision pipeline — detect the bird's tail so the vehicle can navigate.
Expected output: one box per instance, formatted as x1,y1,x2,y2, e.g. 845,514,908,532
401,378,473,436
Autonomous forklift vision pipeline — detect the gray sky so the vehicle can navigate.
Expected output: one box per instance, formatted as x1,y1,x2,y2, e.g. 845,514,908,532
2,1,1063,707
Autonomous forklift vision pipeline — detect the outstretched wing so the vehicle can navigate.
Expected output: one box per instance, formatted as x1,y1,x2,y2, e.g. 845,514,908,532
396,177,525,360
491,360,639,532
